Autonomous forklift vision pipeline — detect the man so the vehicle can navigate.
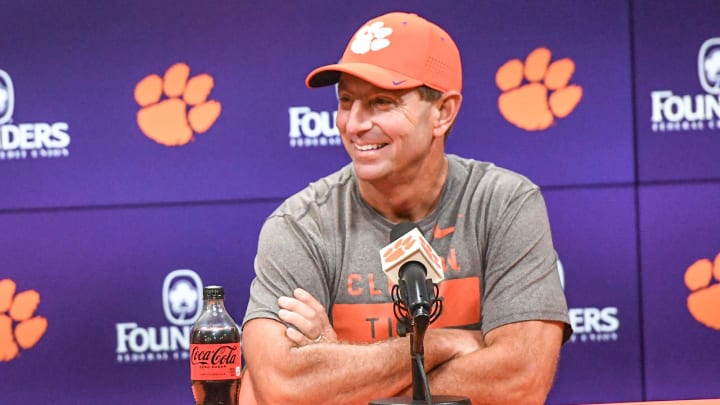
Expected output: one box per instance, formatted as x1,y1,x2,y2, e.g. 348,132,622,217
240,11,571,405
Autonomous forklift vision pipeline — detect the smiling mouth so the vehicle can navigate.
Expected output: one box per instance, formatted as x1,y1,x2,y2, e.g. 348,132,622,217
354,143,388,151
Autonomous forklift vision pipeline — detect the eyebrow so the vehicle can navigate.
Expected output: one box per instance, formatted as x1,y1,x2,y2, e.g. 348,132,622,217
337,81,412,98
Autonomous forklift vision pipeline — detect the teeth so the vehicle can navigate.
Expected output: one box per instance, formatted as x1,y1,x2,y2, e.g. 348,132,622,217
355,143,386,151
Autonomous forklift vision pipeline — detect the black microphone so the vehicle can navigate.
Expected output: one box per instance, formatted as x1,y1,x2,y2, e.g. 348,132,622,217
388,223,433,325
375,223,469,405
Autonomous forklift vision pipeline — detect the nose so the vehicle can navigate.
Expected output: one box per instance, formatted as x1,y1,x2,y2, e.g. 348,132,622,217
342,100,372,135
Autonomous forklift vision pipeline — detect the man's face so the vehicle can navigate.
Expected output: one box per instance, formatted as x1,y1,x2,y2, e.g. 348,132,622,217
335,74,437,183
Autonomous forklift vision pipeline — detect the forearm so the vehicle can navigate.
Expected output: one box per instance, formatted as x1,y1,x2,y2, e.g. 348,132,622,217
245,287,486,404
426,343,553,404
410,321,563,404
244,318,412,405
277,337,411,405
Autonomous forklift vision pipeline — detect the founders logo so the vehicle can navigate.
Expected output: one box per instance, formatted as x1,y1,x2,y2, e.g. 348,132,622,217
115,269,203,363
559,258,621,344
651,38,720,132
699,39,720,95
0,69,71,160
288,106,341,147
0,70,15,125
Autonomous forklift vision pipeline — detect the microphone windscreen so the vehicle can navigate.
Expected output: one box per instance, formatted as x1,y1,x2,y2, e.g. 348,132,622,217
390,222,419,242
380,223,444,285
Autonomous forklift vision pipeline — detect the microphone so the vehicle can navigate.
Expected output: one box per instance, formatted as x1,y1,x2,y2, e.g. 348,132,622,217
380,223,444,323
380,223,444,286
378,223,450,404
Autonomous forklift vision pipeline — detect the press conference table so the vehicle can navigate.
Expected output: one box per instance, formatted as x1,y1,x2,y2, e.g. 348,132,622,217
588,400,720,405
239,373,719,405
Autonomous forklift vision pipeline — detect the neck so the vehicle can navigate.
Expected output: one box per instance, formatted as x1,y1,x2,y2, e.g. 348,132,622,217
358,154,449,223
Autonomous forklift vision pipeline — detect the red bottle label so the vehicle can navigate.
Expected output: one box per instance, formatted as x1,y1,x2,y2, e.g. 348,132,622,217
190,343,242,381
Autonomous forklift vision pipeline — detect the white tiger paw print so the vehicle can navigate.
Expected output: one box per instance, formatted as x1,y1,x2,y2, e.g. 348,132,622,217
350,21,392,54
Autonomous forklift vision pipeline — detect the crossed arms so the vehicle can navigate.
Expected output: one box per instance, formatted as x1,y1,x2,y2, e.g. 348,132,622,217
242,288,564,405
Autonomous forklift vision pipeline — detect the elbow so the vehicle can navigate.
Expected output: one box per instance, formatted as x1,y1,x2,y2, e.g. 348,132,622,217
255,386,331,405
255,390,297,405
248,365,329,405
248,369,305,405
491,383,547,405
500,368,553,405
507,387,548,405
252,384,288,405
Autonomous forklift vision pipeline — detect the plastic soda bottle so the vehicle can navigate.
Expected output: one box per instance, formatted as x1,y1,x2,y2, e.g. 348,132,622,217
190,285,242,405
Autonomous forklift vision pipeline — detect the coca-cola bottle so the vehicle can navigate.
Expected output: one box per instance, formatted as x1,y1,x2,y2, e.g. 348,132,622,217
190,285,242,405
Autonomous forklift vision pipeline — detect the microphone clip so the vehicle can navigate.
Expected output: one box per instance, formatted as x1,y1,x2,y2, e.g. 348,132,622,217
391,281,443,337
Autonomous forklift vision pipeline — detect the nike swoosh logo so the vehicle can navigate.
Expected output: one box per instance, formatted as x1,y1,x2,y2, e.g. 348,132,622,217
433,224,455,239
392,80,407,86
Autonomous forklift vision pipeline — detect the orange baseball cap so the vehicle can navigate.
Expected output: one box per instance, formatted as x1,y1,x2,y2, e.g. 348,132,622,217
305,12,462,93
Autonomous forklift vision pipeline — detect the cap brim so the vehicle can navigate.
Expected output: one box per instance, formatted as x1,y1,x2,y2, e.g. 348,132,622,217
305,62,423,90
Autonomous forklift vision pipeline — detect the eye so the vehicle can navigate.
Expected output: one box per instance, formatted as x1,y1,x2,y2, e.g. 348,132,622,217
337,94,353,107
371,97,394,107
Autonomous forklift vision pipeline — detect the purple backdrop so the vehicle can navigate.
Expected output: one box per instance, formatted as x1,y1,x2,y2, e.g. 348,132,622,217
639,183,720,400
1,0,719,404
634,0,720,182
545,187,643,404
0,201,274,404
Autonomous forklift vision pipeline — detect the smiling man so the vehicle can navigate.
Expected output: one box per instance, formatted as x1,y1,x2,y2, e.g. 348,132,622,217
241,11,571,405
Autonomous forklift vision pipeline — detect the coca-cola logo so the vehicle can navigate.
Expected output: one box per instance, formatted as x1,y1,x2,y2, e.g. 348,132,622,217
190,345,238,366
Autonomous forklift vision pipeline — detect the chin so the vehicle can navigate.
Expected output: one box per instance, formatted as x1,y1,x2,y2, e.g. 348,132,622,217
351,162,387,182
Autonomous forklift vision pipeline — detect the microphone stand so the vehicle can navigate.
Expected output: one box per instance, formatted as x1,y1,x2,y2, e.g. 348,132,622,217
369,281,471,405
411,314,429,401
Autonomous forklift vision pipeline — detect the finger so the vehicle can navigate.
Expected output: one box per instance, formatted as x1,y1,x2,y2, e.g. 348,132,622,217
285,326,308,346
280,295,329,338
292,289,331,328
278,295,317,322
279,291,334,342
293,288,326,314
292,289,338,342
278,308,313,336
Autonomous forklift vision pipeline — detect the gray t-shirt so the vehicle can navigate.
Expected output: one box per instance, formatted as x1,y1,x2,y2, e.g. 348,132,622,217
243,154,571,343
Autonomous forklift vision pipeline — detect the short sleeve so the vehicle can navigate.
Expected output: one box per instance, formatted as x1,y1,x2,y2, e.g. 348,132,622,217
480,188,571,340
241,214,331,328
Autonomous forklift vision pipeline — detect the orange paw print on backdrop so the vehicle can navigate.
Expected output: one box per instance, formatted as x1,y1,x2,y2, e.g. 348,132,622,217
134,63,222,146
496,47,583,131
0,279,48,362
684,253,720,330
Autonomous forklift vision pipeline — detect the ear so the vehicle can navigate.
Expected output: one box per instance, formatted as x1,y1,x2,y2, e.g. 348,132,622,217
432,91,462,138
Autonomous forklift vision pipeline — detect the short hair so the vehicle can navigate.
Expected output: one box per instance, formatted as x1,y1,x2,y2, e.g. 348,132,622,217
416,86,455,139
417,85,443,102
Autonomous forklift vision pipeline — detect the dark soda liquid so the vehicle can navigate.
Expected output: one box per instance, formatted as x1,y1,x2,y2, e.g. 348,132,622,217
191,310,242,405
191,379,240,405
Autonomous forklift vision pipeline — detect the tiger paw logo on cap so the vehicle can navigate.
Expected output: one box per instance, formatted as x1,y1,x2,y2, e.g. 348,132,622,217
496,47,583,131
350,21,392,54
685,252,720,330
305,12,462,93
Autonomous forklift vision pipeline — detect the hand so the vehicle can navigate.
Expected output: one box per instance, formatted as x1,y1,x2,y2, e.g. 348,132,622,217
277,288,338,347
459,329,486,355
426,328,485,362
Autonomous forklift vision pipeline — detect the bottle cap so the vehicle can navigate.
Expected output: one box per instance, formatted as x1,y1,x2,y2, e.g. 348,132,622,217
203,285,225,300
